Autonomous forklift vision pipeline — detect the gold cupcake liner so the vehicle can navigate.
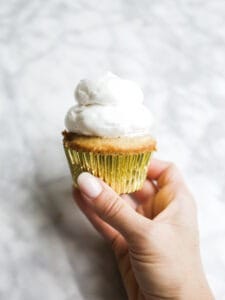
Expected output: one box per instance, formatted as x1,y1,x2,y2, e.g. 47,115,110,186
63,145,153,194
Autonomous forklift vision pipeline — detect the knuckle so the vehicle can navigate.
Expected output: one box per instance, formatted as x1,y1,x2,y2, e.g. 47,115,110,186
99,193,124,221
167,162,182,180
158,162,179,186
167,161,177,171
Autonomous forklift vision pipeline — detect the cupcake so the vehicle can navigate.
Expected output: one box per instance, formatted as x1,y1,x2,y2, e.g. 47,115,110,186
62,72,156,194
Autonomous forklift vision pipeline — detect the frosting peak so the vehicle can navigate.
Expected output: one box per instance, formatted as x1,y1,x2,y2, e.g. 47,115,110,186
75,72,144,106
65,73,154,138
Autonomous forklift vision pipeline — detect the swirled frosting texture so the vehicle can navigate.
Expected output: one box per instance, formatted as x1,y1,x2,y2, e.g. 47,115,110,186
65,72,154,137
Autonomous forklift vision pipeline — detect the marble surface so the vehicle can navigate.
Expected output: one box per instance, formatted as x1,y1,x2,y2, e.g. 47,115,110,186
1,0,225,299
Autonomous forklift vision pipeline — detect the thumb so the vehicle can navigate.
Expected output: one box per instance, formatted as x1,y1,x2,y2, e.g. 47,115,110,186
77,172,148,241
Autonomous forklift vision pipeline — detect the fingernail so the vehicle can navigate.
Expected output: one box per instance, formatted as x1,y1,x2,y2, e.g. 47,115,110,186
77,172,102,198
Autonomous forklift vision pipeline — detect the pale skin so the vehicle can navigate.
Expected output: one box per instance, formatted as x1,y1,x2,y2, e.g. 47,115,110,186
73,159,214,300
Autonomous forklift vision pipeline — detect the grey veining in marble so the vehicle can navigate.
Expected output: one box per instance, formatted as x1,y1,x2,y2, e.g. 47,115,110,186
0,0,225,299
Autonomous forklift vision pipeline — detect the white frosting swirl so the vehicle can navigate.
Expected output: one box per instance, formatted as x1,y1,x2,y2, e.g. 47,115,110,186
65,72,154,137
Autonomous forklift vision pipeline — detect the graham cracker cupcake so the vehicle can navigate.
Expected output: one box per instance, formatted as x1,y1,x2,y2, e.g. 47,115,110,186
63,72,156,194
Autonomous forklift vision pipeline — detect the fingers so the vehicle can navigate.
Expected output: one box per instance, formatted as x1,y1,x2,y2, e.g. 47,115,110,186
77,172,149,241
147,159,171,180
120,194,137,210
132,159,186,218
132,180,157,204
73,188,118,242
147,159,195,218
73,188,128,258
131,180,157,219
147,159,186,189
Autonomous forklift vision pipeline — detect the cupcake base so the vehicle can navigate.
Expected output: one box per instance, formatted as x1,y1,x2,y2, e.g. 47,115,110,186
64,145,153,194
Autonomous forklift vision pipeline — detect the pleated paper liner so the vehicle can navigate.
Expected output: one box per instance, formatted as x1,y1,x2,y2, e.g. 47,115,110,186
64,145,153,194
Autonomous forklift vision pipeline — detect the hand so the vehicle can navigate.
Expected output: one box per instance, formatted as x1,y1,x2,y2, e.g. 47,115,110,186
73,159,214,300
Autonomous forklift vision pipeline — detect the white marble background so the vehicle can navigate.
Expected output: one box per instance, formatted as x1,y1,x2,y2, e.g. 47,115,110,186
0,0,225,299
